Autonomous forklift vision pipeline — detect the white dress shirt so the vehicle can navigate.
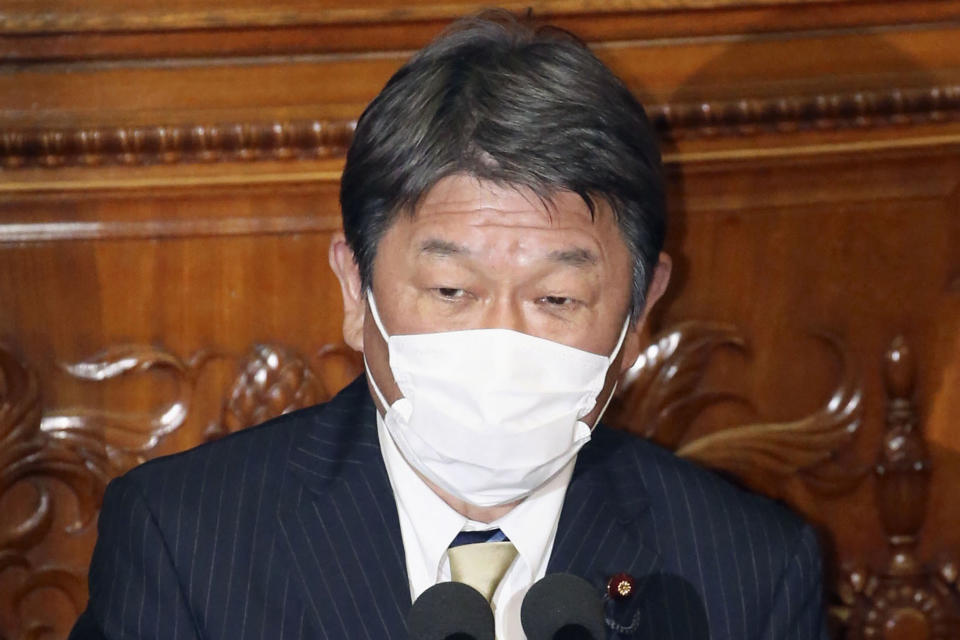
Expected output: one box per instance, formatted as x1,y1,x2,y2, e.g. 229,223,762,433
376,413,576,639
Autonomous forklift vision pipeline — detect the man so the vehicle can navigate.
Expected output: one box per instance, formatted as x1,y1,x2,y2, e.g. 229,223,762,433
71,11,827,640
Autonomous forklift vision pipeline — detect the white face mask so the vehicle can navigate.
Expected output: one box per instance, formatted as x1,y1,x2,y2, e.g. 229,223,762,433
365,292,629,507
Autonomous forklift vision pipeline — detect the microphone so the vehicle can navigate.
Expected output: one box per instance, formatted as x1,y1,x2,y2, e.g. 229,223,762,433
520,573,605,640
407,581,495,640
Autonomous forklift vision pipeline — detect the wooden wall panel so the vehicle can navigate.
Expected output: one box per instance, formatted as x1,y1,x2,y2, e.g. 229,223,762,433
1,1,959,638
663,144,959,559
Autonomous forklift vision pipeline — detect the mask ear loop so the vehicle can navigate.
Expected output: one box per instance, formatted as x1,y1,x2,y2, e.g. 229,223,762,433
366,289,392,341
609,313,631,361
363,290,394,413
590,380,619,430
590,314,632,429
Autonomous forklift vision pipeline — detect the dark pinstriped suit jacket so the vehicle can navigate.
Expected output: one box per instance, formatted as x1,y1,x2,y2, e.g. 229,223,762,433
71,376,828,639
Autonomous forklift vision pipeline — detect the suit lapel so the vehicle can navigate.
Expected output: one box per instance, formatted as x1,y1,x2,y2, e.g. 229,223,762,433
276,377,410,640
548,428,662,637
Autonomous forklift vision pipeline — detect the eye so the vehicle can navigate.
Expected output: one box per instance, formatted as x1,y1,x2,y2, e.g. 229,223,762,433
538,295,578,308
433,287,467,301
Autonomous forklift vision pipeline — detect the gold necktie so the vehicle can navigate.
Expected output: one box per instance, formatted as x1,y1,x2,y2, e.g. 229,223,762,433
448,541,518,603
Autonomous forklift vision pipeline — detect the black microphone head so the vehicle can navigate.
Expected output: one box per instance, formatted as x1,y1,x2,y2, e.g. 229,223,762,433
408,581,495,640
520,573,605,640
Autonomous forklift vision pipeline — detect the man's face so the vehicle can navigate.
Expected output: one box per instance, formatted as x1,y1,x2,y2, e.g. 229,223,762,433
331,173,669,426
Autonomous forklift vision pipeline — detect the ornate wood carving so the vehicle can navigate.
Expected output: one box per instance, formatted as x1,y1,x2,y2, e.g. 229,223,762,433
211,343,363,438
217,344,321,436
0,345,111,535
0,347,111,640
44,342,363,458
3,84,958,169
610,320,748,448
834,337,960,639
609,322,865,494
675,331,864,495
40,345,214,472
0,341,362,640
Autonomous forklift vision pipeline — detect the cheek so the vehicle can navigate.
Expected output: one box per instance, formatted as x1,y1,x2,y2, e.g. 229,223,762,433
378,286,448,334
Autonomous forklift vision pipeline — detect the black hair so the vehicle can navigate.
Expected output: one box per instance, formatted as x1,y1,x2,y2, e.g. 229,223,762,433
339,10,666,319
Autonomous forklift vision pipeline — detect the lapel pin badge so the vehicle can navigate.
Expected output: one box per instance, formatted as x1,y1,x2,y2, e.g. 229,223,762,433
606,572,635,601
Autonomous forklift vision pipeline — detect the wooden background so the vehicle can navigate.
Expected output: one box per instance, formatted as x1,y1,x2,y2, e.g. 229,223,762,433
1,1,958,638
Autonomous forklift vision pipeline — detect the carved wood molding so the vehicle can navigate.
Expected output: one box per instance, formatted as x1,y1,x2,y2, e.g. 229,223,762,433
659,84,960,139
3,84,959,169
0,120,355,170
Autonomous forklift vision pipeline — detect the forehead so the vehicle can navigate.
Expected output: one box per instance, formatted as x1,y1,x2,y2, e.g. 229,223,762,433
405,174,621,245
417,174,584,219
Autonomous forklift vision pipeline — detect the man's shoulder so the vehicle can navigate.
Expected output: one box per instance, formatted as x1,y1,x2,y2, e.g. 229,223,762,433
590,424,809,542
585,426,826,637
118,375,372,501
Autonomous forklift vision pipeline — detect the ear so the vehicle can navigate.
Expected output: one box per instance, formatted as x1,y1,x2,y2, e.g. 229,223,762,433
618,252,672,373
329,232,366,351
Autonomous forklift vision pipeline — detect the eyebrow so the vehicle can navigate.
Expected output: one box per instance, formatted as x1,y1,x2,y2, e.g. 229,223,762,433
416,238,598,268
417,238,469,257
546,247,599,267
